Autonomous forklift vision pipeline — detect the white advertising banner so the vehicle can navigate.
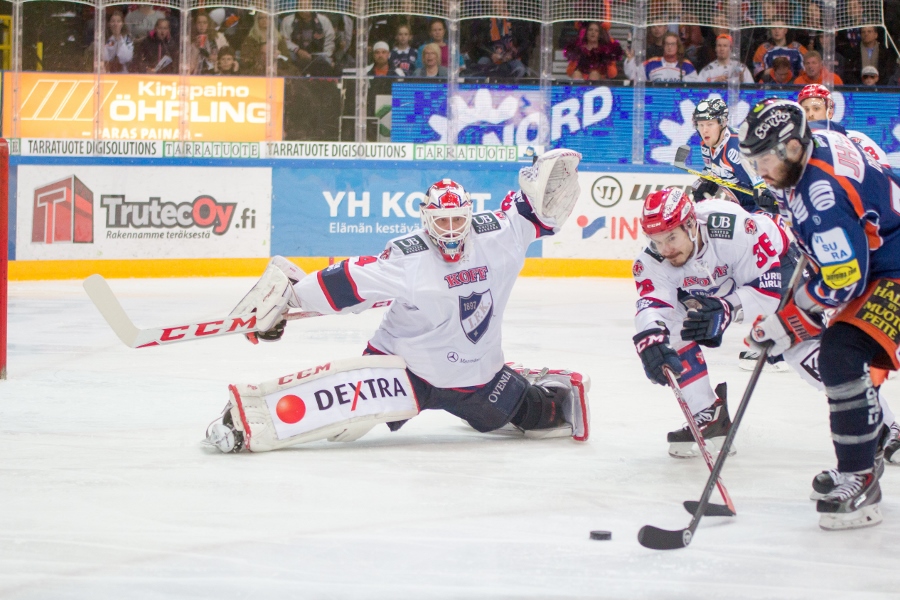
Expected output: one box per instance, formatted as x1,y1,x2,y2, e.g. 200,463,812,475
541,171,696,260
16,166,271,260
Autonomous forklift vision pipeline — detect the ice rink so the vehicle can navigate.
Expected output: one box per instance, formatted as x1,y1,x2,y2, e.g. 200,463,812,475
2,276,899,599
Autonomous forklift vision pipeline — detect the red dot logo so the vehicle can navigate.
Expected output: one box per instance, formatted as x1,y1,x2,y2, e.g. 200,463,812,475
576,215,588,227
275,394,306,424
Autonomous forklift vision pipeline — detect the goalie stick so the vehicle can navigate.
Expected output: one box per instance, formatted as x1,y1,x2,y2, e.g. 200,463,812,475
83,274,392,348
673,145,755,197
663,366,736,518
637,256,809,550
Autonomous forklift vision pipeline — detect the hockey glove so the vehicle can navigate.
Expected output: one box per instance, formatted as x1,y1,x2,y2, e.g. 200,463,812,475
747,299,823,356
255,318,286,342
681,296,733,347
755,188,779,214
633,328,684,386
691,178,719,202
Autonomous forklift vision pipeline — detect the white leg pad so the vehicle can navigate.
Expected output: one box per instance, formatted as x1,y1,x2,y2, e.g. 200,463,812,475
225,355,420,452
516,366,591,442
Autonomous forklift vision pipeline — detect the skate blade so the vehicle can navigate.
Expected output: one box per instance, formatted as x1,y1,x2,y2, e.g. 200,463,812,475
668,438,736,459
738,359,791,373
818,504,882,530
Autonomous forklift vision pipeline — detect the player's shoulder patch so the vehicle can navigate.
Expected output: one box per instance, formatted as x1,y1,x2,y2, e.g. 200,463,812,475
633,260,645,276
727,147,741,164
706,212,736,239
643,246,664,262
392,234,429,255
379,246,392,260
472,211,502,234
744,217,757,235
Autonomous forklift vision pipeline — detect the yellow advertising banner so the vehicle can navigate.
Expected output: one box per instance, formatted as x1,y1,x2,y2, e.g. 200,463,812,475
3,72,284,142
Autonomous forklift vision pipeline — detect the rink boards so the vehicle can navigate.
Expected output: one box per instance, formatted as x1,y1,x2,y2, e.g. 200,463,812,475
5,150,694,280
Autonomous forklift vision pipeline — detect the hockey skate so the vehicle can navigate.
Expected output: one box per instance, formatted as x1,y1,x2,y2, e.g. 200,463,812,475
811,425,888,500
667,383,734,458
817,471,883,531
884,421,900,465
204,406,244,453
738,349,790,373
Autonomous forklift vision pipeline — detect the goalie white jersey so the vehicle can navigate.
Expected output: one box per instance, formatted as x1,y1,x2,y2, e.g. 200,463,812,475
294,191,555,388
633,199,789,334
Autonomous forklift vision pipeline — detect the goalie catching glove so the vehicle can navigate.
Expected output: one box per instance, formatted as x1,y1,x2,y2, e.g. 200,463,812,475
633,327,683,386
747,296,823,356
517,148,582,228
229,256,306,343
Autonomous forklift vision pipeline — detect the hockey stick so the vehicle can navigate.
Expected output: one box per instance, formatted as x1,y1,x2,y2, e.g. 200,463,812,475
83,274,391,348
673,145,756,197
663,366,736,518
638,256,809,550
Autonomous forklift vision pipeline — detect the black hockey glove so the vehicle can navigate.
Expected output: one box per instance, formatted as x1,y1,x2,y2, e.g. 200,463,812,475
633,328,683,386
256,318,286,342
755,188,779,214
680,296,733,347
691,178,719,202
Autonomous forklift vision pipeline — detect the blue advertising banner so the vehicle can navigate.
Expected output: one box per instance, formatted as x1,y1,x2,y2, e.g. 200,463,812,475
270,162,543,257
391,84,900,169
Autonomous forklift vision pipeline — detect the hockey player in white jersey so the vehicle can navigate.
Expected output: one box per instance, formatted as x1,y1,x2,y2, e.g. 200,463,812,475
631,187,823,457
205,149,591,453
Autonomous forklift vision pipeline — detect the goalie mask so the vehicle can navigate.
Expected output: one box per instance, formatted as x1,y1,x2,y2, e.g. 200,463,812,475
421,179,473,263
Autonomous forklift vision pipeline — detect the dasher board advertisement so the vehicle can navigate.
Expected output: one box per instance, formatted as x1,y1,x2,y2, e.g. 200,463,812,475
3,72,284,142
16,166,271,260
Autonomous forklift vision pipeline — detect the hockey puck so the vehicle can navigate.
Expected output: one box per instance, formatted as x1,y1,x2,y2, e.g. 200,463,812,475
589,530,612,541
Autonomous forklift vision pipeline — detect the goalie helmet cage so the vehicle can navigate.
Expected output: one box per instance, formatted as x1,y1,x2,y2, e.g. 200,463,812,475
0,138,7,380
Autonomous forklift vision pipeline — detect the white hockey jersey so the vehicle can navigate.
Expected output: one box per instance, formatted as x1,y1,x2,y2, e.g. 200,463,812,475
294,192,555,388
632,199,788,334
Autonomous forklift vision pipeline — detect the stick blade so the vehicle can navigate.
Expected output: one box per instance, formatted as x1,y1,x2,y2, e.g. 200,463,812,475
637,525,692,550
674,145,691,167
83,274,141,347
683,500,735,517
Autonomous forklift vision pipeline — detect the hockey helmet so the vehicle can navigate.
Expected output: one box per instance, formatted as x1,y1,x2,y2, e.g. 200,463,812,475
738,99,811,159
421,179,473,263
640,187,695,236
798,84,834,111
692,98,729,128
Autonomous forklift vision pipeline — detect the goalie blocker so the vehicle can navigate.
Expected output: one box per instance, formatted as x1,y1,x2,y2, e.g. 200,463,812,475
205,356,590,452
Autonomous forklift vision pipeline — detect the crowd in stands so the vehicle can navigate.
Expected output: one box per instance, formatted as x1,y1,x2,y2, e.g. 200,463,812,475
15,1,900,86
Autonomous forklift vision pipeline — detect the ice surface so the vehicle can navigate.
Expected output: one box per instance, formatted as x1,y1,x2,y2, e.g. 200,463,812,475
2,277,898,599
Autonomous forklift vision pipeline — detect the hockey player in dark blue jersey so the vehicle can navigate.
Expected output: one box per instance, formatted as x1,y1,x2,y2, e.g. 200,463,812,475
691,98,778,215
739,98,900,530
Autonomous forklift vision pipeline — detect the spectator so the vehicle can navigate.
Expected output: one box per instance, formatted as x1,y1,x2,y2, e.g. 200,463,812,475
836,0,864,58
646,24,667,58
861,65,880,86
415,19,464,70
330,13,354,71
216,46,239,75
240,12,297,76
413,43,447,77
624,31,698,82
752,23,807,80
564,21,622,81
843,26,896,84
134,17,178,73
280,11,335,76
125,5,166,42
797,0,824,54
794,50,843,84
102,9,134,73
758,55,794,83
390,24,417,76
697,34,754,83
190,12,228,74
367,40,405,77
467,1,534,79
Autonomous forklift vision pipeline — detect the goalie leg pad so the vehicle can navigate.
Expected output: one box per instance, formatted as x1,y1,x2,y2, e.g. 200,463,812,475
509,366,591,441
208,355,420,452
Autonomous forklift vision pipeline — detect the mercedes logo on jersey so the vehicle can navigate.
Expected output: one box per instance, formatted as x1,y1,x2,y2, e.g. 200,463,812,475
447,352,459,362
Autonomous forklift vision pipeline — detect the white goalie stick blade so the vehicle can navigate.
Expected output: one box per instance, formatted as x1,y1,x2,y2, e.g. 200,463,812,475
83,274,392,348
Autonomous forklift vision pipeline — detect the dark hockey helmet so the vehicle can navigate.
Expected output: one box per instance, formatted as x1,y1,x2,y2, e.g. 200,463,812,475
738,98,811,159
692,98,728,128
640,187,695,236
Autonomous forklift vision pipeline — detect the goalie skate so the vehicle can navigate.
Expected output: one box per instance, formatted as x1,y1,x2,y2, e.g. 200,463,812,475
667,383,735,458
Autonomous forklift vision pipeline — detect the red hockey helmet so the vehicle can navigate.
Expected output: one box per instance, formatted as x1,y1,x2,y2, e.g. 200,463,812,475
797,84,834,112
640,187,695,236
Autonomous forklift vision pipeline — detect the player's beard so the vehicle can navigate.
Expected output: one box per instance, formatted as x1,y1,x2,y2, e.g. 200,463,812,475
769,156,805,190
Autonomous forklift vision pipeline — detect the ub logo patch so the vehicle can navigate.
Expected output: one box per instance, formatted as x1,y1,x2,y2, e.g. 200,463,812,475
459,290,494,344
633,260,644,277
744,218,757,235
393,234,428,255
707,213,735,239
472,212,501,234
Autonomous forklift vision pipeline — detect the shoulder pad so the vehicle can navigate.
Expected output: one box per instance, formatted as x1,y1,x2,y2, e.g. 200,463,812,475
391,234,429,255
643,246,664,262
472,212,502,234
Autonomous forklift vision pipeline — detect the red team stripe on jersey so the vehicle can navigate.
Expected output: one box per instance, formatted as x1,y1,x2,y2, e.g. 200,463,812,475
808,157,882,250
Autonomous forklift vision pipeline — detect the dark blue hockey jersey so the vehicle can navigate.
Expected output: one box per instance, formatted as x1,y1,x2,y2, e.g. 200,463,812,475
700,127,768,212
774,128,900,308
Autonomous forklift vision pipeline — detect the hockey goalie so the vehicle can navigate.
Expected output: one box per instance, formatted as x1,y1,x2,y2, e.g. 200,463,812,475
205,149,591,453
